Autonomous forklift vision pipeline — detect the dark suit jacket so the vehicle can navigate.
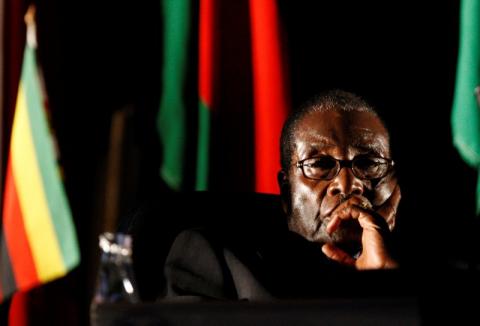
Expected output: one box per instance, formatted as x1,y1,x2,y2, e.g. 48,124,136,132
128,192,289,301
163,227,358,301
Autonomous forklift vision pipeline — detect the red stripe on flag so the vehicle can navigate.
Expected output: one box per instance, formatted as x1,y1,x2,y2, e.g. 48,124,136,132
9,292,29,326
3,159,39,289
250,0,288,194
199,0,216,108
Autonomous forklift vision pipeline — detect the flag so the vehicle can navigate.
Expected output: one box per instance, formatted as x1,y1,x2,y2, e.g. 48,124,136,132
451,0,480,212
195,0,288,192
249,0,288,193
0,40,80,303
157,0,191,191
196,0,216,190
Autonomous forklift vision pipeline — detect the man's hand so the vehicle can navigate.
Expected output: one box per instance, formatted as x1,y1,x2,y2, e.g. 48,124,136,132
321,184,401,270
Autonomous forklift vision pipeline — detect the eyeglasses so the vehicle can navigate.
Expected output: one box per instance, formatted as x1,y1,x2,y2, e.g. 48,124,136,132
295,155,394,180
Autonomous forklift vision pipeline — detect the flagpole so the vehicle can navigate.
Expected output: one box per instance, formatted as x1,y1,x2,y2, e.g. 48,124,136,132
24,6,37,49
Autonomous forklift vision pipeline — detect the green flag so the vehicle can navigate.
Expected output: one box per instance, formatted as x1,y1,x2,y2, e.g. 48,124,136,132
157,0,190,190
452,0,480,213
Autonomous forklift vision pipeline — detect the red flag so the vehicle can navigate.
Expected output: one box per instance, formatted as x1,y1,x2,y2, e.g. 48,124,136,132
250,0,288,194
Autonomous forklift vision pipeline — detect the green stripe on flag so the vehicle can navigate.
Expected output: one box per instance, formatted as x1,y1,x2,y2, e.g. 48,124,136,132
157,0,191,190
195,100,210,190
451,0,480,213
0,233,17,299
23,46,79,268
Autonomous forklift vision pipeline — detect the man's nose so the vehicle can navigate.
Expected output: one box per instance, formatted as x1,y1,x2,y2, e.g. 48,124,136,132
327,167,363,197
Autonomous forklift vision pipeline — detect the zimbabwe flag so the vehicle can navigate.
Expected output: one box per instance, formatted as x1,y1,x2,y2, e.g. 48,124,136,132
0,41,80,302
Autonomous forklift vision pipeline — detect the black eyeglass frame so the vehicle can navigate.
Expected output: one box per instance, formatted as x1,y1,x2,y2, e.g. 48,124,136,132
295,155,395,181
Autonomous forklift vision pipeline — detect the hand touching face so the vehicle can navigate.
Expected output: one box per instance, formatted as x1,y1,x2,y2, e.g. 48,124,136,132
321,182,400,269
280,109,400,269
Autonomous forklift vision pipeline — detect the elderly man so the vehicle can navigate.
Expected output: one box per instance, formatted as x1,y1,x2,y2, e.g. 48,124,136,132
163,90,400,300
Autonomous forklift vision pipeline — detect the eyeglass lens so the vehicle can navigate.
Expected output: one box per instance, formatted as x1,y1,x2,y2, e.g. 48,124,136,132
301,156,389,180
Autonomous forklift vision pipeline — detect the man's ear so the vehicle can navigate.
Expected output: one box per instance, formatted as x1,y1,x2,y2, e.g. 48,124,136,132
277,170,291,215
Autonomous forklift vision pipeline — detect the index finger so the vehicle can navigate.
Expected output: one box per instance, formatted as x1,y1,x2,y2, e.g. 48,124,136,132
326,202,379,235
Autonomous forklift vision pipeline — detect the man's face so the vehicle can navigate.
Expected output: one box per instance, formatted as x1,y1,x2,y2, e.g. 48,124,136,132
281,109,393,251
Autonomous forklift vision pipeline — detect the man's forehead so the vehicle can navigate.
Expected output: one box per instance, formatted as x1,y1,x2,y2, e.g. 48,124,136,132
297,134,388,156
294,109,390,156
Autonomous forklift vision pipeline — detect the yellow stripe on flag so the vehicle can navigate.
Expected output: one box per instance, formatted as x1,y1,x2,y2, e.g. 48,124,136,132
11,85,66,282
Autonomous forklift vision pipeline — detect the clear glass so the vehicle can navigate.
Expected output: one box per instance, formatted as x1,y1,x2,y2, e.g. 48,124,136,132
93,232,140,304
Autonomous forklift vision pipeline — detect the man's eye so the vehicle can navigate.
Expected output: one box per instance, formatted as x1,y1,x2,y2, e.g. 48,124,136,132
354,157,387,174
309,157,336,169
354,157,378,169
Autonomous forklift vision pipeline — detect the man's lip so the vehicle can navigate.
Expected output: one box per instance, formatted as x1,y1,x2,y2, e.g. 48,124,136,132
321,195,370,220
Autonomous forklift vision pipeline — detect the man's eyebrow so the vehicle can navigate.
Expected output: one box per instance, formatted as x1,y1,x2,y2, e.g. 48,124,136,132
296,135,335,158
353,142,384,154
350,128,389,154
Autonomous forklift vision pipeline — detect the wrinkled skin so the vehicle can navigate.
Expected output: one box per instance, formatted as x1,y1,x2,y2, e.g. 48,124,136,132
278,109,400,269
